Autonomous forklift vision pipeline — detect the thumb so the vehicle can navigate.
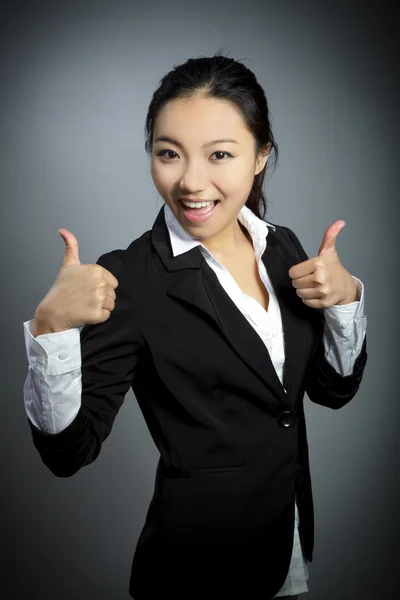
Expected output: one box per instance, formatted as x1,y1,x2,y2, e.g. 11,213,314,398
318,220,346,256
58,228,81,266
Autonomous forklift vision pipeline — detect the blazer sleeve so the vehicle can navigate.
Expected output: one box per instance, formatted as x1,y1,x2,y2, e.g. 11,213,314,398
281,226,368,410
27,250,144,477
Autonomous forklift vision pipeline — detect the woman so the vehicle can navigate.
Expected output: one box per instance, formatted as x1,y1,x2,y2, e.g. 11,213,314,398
23,52,367,600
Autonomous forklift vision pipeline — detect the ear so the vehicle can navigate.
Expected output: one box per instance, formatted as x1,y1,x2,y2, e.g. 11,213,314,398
255,143,270,176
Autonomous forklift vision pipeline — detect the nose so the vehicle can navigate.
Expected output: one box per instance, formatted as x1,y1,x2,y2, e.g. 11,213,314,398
179,162,208,194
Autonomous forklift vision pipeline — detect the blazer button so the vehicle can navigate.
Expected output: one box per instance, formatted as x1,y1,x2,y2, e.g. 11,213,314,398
278,410,296,428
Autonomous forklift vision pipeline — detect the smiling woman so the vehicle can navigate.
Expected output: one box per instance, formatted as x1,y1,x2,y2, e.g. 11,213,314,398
148,94,275,252
149,94,278,288
145,52,278,258
24,49,367,600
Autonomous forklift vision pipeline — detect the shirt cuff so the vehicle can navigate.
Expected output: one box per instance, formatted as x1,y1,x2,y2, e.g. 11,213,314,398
323,276,365,338
23,319,82,374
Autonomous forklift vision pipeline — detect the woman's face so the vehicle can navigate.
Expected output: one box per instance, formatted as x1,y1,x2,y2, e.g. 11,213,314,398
151,94,268,244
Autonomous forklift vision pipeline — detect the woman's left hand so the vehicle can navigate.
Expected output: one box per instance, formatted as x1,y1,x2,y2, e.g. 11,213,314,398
288,220,358,309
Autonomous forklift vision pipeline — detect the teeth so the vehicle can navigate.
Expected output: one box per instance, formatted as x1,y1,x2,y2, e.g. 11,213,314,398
182,200,215,208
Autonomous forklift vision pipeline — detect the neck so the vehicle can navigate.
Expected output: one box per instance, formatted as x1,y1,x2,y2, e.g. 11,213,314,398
198,219,252,259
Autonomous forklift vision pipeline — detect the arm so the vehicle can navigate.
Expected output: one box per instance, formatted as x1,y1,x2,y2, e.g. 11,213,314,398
24,250,144,477
282,226,368,410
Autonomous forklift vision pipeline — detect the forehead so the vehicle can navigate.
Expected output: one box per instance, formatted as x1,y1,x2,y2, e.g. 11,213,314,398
153,95,250,143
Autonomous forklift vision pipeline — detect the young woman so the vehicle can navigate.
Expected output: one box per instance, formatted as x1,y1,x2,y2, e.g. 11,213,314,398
23,52,367,600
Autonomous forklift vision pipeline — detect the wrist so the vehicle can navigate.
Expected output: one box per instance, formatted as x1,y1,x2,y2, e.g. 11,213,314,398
336,282,358,305
33,308,69,337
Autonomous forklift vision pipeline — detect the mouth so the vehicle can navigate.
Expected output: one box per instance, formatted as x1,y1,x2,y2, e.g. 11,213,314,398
180,199,219,224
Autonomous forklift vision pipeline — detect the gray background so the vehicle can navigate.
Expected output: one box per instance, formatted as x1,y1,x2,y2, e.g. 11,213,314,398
1,0,398,598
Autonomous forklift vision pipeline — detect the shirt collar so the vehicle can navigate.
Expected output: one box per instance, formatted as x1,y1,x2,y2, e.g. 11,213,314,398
164,202,275,258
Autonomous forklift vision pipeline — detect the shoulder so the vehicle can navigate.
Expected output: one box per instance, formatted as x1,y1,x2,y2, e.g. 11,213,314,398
266,221,305,250
264,221,309,265
95,230,152,275
278,224,303,248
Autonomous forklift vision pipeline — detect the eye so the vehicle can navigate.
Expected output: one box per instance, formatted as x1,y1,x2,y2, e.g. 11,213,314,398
211,151,233,161
157,149,178,160
156,149,233,161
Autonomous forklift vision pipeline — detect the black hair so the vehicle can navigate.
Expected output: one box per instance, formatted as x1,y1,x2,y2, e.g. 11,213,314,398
144,48,278,220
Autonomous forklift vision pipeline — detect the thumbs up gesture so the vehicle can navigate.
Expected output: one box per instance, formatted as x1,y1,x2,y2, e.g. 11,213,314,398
33,229,119,335
288,221,358,309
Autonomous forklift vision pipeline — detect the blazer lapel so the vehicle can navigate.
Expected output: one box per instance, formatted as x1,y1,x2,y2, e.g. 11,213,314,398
261,228,313,403
150,206,305,409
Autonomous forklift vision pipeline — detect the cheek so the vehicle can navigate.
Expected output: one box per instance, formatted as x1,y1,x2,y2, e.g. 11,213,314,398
151,160,162,183
220,172,255,206
221,162,255,192
151,162,174,193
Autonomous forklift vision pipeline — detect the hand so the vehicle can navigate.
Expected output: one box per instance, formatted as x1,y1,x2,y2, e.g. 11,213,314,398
288,221,358,309
34,229,119,334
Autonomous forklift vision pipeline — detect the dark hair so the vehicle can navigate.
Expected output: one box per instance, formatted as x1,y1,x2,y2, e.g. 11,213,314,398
144,49,278,220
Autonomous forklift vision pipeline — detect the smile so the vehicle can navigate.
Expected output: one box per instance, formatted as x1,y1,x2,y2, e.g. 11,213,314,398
180,199,219,223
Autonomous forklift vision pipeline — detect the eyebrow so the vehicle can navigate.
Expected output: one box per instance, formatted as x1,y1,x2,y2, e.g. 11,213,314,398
153,136,240,148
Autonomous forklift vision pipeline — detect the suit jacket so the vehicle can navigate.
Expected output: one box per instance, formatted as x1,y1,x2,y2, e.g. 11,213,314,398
28,205,368,600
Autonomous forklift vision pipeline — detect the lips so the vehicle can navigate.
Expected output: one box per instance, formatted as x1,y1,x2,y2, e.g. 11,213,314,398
180,200,219,223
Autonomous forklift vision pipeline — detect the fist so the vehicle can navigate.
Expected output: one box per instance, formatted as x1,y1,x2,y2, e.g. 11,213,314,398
288,220,358,309
34,229,119,333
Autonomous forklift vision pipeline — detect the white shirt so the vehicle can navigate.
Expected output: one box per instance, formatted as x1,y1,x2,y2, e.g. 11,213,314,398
22,203,367,598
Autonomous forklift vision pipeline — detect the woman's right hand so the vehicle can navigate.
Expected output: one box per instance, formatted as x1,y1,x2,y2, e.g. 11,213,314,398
33,229,119,336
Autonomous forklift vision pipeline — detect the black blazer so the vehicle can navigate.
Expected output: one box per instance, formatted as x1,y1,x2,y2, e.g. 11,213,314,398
28,206,368,600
